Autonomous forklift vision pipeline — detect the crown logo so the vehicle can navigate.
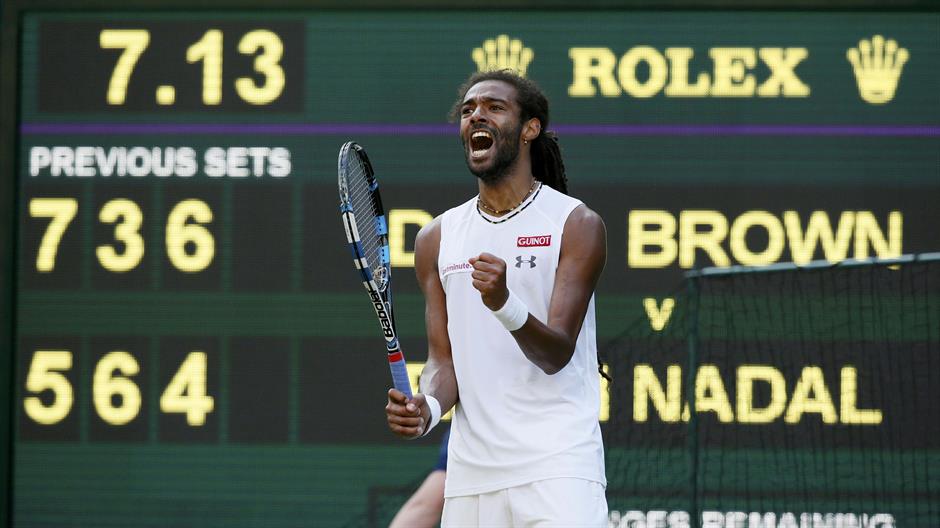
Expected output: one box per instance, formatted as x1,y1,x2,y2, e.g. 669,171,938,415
846,35,909,105
472,35,534,77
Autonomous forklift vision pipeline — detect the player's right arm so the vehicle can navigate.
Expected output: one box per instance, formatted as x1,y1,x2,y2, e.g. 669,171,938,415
386,217,457,439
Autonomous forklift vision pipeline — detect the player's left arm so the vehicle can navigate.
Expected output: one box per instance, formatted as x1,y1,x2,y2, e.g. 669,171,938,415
470,204,606,374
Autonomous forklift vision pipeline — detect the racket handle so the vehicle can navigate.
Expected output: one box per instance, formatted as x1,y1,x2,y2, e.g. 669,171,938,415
389,354,413,399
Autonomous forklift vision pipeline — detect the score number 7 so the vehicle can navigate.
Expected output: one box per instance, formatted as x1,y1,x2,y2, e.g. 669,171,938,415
99,30,150,105
100,28,285,106
30,198,78,272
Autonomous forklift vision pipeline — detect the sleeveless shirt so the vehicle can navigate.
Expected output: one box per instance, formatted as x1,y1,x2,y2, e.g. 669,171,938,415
437,183,606,497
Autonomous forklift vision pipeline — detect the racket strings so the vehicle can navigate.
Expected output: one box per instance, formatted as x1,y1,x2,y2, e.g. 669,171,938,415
344,155,385,274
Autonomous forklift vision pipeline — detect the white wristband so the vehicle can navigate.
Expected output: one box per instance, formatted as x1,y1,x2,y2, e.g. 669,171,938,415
491,288,529,331
422,394,441,437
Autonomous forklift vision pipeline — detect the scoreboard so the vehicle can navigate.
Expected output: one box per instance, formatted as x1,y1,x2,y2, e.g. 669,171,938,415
5,4,940,527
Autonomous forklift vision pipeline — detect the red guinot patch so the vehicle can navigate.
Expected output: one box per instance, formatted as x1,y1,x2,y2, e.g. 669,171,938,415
517,235,552,247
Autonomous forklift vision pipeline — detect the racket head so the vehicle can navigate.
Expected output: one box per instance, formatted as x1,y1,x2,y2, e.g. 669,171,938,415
338,142,412,398
338,141,391,290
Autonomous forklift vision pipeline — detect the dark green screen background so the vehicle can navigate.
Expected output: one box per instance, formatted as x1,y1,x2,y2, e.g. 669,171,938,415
14,10,940,527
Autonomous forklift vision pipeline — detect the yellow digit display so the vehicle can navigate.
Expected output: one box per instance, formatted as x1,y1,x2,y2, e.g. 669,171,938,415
186,29,223,105
99,29,151,105
96,198,145,272
96,27,290,108
29,197,78,272
30,197,218,274
23,349,215,428
166,199,215,272
92,351,142,426
235,30,286,105
160,351,215,426
23,351,74,425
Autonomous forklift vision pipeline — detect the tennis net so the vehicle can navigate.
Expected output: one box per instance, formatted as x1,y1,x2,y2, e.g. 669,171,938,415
604,254,940,528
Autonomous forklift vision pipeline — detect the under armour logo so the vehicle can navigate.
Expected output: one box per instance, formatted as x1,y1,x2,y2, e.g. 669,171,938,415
515,255,536,268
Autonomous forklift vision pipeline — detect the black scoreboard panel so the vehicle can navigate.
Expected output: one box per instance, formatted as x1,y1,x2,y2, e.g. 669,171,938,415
11,9,940,527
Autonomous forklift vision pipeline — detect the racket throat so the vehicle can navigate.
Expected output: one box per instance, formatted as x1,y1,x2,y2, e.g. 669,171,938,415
368,289,396,338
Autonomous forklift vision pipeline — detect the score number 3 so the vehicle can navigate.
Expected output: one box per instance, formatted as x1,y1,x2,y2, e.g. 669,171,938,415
24,350,214,426
100,28,285,106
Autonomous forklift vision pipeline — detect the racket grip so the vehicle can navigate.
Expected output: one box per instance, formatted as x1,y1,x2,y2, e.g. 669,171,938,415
389,355,413,399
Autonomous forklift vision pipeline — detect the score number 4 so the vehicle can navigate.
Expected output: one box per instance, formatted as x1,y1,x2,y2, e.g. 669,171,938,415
100,29,285,106
30,197,214,273
24,350,214,426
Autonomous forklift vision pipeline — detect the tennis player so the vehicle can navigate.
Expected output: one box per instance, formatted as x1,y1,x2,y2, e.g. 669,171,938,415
385,69,608,526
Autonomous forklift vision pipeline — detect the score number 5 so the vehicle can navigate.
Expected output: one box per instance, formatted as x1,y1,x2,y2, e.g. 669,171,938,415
100,28,285,106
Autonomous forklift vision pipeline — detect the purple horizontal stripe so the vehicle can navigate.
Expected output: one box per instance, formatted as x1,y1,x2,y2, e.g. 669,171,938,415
19,123,454,136
20,122,940,137
556,124,940,137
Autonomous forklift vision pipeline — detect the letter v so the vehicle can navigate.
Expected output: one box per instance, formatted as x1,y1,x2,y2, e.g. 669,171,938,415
643,297,675,331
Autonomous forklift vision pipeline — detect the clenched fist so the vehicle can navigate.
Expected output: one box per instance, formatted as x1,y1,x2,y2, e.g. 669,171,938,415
469,252,509,311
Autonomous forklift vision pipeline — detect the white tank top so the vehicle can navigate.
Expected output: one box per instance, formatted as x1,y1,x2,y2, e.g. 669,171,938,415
437,183,606,497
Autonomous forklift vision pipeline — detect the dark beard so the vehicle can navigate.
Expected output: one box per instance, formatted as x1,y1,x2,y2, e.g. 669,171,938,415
463,123,522,184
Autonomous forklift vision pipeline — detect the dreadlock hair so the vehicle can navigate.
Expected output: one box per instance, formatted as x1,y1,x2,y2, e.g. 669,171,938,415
451,70,569,195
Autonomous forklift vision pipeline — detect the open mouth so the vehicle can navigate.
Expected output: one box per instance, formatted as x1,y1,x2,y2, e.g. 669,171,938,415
469,130,494,158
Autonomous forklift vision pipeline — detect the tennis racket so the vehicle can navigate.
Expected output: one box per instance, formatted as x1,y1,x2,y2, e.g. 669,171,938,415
337,141,412,398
